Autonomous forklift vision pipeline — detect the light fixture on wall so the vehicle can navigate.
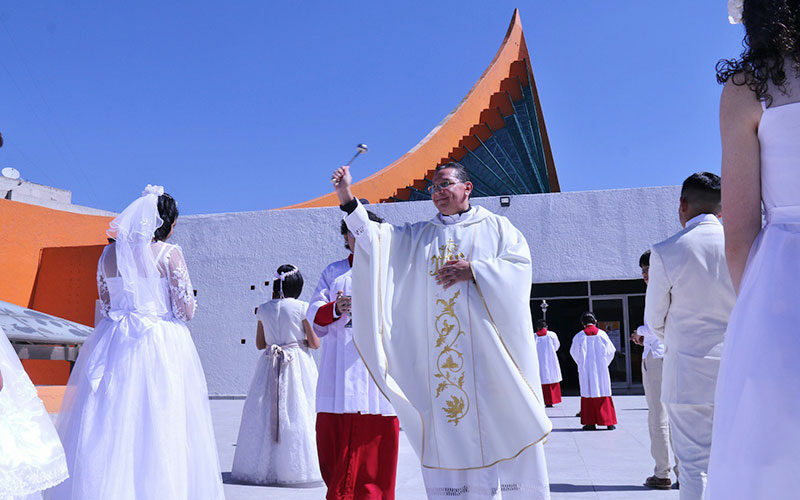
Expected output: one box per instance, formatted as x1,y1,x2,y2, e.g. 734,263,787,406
500,196,511,207
540,299,548,320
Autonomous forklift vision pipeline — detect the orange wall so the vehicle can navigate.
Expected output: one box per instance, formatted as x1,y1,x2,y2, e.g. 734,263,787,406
30,245,107,326
21,359,71,385
0,199,112,325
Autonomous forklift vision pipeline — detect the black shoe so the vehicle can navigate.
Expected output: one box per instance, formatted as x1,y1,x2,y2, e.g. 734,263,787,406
673,481,679,490
545,404,553,408
581,424,597,431
606,425,616,430
643,476,672,490
575,411,581,417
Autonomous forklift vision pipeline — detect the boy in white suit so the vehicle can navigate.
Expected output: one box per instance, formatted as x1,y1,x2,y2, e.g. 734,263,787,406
645,172,736,500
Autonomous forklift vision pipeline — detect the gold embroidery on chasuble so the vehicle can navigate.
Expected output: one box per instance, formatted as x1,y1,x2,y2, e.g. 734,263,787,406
430,239,470,426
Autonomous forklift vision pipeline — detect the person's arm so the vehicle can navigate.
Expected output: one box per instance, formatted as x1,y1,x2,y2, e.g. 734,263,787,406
551,332,560,351
720,79,763,292
165,245,197,322
307,269,335,336
601,331,616,366
332,165,356,208
303,319,321,349
644,247,671,341
255,320,266,350
331,165,388,250
96,253,111,319
569,335,581,369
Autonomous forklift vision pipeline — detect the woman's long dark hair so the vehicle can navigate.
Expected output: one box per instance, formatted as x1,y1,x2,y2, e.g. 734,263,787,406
717,0,800,105
154,193,179,242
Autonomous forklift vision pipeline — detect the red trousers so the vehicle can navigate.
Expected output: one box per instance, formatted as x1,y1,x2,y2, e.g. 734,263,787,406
316,412,399,500
580,396,617,426
542,383,562,406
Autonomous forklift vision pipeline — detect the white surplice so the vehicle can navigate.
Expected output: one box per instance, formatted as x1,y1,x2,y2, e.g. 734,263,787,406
345,201,551,499
569,330,615,398
534,330,562,385
0,327,69,500
306,258,394,415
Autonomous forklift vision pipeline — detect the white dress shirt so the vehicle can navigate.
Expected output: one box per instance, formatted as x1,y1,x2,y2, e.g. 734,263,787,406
637,323,664,360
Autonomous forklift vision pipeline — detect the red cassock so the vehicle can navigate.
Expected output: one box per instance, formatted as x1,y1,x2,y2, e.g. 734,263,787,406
580,397,617,426
541,382,562,406
316,412,399,500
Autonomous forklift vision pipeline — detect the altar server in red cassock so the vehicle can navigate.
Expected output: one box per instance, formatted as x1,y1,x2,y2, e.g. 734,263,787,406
307,212,398,500
534,319,562,407
570,312,617,430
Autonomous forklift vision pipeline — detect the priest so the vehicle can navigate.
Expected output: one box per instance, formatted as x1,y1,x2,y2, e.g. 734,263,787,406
330,162,551,500
569,312,617,431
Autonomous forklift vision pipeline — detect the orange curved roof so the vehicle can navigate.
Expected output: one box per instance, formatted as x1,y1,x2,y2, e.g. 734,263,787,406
286,9,559,209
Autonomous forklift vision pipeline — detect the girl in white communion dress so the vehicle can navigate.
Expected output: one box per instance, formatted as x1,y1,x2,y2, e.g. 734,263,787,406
45,186,224,500
230,264,323,487
0,326,69,500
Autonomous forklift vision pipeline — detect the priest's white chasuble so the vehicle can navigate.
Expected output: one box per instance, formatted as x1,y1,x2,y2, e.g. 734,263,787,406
345,202,552,474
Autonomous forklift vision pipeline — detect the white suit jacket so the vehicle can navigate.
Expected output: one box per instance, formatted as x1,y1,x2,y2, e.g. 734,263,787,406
644,214,736,405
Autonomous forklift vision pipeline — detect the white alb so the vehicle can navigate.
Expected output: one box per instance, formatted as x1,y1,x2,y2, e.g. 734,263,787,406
569,329,615,398
534,330,562,385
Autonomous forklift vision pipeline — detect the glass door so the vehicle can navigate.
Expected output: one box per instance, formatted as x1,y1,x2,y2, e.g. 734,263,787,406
590,297,631,389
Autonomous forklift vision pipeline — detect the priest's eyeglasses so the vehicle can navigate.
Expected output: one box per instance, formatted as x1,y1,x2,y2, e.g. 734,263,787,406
427,180,463,194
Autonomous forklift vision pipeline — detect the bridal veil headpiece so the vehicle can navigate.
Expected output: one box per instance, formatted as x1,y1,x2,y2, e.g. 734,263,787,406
106,185,166,309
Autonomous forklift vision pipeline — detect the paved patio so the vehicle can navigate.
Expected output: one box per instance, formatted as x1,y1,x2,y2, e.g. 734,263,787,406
212,395,679,499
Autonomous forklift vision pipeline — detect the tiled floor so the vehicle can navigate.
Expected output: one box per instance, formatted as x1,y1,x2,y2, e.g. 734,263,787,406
213,395,679,499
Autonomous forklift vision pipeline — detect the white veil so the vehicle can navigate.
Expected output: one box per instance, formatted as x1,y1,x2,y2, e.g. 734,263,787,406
0,326,69,495
106,185,166,314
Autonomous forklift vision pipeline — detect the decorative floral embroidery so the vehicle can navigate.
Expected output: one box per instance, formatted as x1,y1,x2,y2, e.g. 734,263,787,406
166,248,197,322
433,289,470,426
429,239,465,276
96,268,111,317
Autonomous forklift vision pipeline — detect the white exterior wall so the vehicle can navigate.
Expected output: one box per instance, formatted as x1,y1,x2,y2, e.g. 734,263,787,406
172,185,682,396
0,177,116,216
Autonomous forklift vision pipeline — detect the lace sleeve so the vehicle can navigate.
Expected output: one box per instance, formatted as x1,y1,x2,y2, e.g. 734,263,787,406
165,245,197,322
96,261,110,318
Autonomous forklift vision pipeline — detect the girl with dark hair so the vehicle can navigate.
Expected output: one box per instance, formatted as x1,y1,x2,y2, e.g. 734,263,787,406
231,264,322,487
709,2,800,497
48,186,224,500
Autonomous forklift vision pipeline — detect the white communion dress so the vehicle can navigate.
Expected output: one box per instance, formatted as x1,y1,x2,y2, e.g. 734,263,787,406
707,82,800,499
231,298,322,486
0,326,68,500
45,240,225,500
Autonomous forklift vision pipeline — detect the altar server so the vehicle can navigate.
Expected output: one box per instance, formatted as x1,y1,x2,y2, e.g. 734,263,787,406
331,162,551,500
307,213,398,500
645,172,735,500
534,319,562,407
570,312,617,431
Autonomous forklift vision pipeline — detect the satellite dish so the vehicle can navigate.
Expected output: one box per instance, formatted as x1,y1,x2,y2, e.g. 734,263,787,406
2,167,20,180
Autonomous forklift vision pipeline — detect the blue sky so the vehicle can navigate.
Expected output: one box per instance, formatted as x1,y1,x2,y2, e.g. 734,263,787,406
1,2,744,214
